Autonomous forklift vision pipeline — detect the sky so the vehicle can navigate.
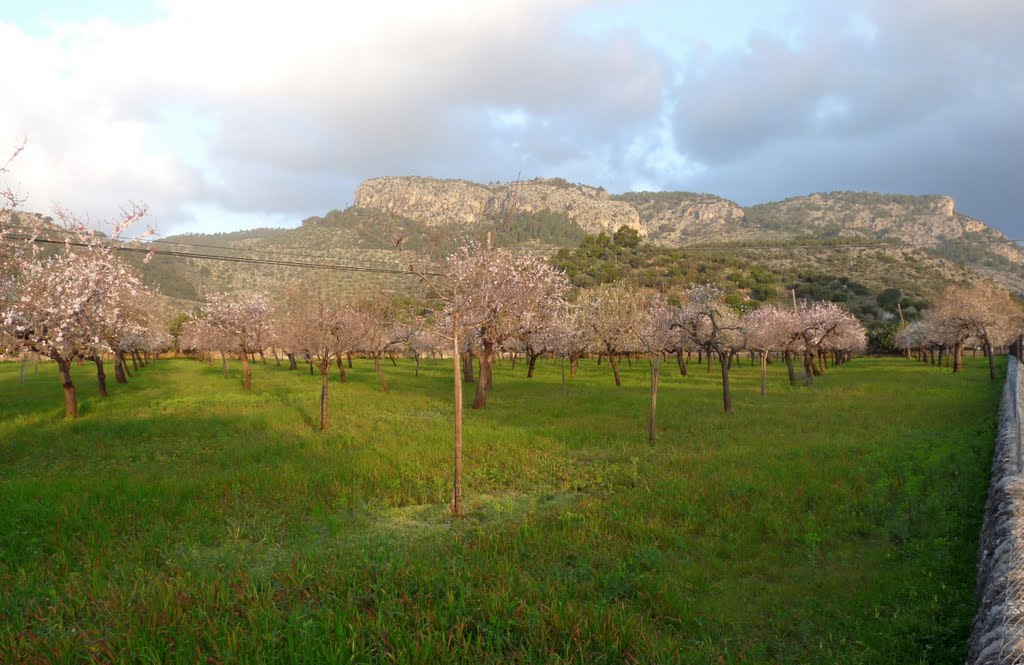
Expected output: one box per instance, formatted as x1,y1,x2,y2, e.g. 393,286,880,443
1,0,1022,238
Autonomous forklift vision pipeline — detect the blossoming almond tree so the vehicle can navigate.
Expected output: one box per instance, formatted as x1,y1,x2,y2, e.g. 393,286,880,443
201,292,271,390
2,205,150,418
444,243,570,409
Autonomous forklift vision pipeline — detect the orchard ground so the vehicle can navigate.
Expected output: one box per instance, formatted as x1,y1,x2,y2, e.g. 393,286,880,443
0,354,1001,663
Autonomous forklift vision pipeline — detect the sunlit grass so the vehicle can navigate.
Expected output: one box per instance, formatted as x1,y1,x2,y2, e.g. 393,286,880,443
0,353,1000,663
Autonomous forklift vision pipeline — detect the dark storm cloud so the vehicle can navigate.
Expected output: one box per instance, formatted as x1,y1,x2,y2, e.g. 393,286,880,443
669,0,1024,234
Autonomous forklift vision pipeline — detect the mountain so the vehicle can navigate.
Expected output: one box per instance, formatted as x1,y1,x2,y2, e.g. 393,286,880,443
22,175,1019,313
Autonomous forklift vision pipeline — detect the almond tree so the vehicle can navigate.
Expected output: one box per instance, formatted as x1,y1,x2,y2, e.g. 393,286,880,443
445,243,570,409
350,298,405,393
2,206,150,418
637,294,675,443
408,328,445,377
277,286,348,431
742,305,792,396
926,282,1022,380
677,284,745,412
201,292,270,390
579,283,646,387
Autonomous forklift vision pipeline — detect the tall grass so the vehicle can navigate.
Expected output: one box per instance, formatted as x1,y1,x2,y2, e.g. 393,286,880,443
0,353,1000,663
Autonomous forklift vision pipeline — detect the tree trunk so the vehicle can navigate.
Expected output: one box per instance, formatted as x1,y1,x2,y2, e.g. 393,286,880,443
719,352,732,413
19,353,27,384
452,314,464,517
677,350,687,377
472,342,494,409
373,355,390,392
803,351,814,385
953,342,963,373
130,351,139,372
415,353,421,377
347,352,353,368
570,354,578,376
986,340,996,382
93,355,108,397
336,355,347,383
56,356,79,419
240,348,252,390
259,349,267,365
760,351,768,396
510,353,517,371
272,348,281,366
649,356,661,443
527,353,540,378
114,349,128,384
319,358,330,432
609,352,622,387
287,353,297,370
784,350,796,386
221,351,229,378
561,355,567,398
388,353,397,367
462,352,475,383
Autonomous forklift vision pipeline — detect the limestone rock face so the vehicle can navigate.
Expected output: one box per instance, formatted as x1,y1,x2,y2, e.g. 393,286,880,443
614,192,748,244
354,177,492,226
355,176,643,236
352,178,1024,267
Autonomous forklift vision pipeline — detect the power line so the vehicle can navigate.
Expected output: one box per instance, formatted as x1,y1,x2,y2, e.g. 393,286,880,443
5,223,404,268
4,234,443,277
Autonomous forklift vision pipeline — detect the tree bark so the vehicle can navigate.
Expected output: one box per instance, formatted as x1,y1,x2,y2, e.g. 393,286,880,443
527,352,540,378
114,349,128,384
414,353,421,377
986,340,997,382
782,350,798,387
336,355,347,383
287,353,297,370
93,355,108,397
649,356,661,443
56,356,79,419
462,351,475,383
240,348,252,389
221,351,229,378
319,357,330,432
952,342,963,373
677,350,687,377
609,352,622,387
719,352,732,413
130,351,139,372
472,341,494,409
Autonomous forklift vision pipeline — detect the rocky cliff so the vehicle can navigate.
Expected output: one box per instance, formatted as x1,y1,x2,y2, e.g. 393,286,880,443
355,177,643,236
354,177,1021,264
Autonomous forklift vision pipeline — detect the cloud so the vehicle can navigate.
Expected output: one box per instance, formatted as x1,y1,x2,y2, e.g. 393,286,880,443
668,0,1024,233
0,0,668,233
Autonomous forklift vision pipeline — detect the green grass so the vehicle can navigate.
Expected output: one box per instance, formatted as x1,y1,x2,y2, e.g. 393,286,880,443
0,353,1001,663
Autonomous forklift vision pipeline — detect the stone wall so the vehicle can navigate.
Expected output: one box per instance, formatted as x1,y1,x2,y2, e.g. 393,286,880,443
968,357,1024,664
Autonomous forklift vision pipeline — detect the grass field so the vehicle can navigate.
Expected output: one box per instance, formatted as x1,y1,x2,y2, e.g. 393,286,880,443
0,353,1002,663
